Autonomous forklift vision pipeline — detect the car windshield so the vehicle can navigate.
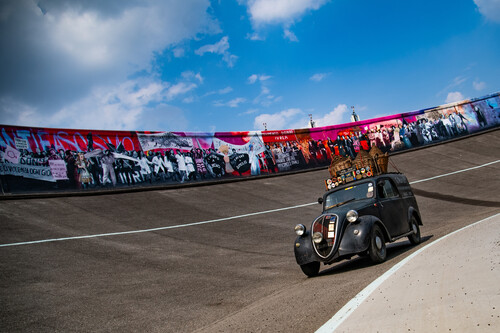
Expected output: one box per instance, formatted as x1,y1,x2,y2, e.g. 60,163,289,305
324,181,374,209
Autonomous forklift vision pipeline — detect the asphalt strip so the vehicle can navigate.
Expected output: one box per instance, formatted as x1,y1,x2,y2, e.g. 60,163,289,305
0,159,499,248
315,211,500,333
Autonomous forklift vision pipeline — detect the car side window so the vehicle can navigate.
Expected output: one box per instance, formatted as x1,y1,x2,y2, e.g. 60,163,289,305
378,179,399,199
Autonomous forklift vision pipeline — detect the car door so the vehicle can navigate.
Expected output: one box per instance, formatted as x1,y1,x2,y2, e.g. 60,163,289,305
376,178,407,237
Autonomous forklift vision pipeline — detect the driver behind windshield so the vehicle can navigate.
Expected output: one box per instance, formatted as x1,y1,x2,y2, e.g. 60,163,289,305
325,182,374,208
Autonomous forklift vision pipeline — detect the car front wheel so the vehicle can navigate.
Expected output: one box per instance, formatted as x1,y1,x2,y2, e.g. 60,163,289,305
408,216,421,245
369,224,387,263
300,261,320,277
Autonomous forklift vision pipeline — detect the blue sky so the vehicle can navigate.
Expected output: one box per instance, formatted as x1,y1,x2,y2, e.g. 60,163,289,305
0,0,499,132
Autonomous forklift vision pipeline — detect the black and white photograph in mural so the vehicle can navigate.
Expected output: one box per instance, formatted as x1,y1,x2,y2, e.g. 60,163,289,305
137,132,194,152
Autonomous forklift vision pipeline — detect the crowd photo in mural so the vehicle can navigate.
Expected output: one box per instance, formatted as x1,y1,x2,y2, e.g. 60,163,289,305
0,93,499,194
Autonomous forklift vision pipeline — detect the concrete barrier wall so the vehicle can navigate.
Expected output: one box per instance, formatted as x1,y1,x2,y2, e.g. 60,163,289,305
1,92,499,195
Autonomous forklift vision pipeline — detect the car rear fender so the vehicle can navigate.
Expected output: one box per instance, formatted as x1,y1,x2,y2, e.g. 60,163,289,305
408,207,423,226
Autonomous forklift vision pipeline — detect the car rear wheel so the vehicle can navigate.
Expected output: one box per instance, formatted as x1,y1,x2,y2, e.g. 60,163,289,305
300,261,320,277
369,225,387,263
408,216,421,245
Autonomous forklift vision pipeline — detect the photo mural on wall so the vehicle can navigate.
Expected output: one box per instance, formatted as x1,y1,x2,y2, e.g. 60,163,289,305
0,93,499,194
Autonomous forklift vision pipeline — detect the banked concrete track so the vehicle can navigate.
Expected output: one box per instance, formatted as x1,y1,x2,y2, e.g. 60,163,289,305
1,129,499,332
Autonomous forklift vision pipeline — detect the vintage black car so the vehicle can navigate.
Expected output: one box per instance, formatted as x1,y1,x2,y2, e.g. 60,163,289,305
294,173,422,277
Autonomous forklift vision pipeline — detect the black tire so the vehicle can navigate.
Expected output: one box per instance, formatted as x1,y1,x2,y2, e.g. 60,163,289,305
408,216,421,245
369,224,387,263
300,261,320,277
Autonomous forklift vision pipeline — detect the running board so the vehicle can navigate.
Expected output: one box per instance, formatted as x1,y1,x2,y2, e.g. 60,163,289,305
390,230,415,242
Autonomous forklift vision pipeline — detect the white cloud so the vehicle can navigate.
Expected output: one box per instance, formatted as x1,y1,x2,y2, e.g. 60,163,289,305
310,73,329,82
445,92,465,104
273,96,283,103
453,76,467,86
173,47,185,58
437,76,467,97
474,0,500,23
248,74,272,84
46,0,218,71
40,79,184,131
473,79,486,91
214,97,247,108
166,82,197,100
247,74,280,107
195,36,230,55
1,74,198,131
246,32,265,40
314,104,350,127
248,74,259,84
283,28,299,42
253,105,350,130
242,108,259,115
0,97,40,127
252,84,281,107
195,36,238,67
227,97,247,108
0,0,218,126
203,86,233,97
244,0,328,42
247,0,328,25
223,53,239,68
140,104,190,131
254,91,282,107
254,108,305,130
218,86,233,94
181,71,204,83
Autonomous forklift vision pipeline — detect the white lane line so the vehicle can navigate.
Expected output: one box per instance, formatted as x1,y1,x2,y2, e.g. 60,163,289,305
409,159,500,184
0,202,316,247
1,159,498,248
315,212,500,333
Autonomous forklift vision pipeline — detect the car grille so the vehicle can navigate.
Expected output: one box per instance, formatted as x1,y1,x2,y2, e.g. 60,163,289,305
312,214,338,259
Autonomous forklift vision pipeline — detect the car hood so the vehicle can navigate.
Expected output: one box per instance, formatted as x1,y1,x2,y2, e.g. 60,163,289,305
323,199,376,217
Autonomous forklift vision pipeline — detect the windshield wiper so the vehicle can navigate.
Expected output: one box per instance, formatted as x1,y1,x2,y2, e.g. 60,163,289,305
325,197,356,210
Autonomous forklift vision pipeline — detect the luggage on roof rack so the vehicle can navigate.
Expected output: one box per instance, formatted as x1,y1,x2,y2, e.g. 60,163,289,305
325,146,389,190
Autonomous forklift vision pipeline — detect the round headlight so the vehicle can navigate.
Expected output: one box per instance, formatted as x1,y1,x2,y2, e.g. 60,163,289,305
346,210,359,223
312,232,323,244
294,224,306,236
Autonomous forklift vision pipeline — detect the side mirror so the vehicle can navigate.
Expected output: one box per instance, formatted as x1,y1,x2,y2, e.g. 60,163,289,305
318,197,323,204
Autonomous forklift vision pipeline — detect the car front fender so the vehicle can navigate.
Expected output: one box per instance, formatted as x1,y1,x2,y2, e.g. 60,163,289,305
294,231,318,266
338,215,383,256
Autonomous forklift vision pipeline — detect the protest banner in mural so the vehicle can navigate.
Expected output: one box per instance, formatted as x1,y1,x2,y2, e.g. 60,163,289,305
4,145,20,164
0,164,55,182
0,92,499,194
48,160,68,180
